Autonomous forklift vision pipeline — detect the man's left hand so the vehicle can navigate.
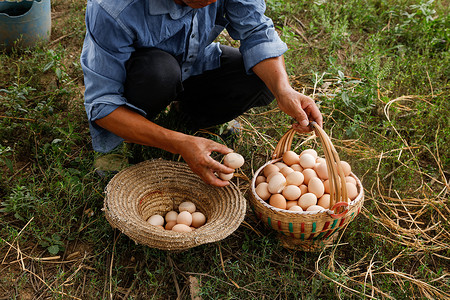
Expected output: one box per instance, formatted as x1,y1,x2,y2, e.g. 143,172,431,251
252,56,323,132
276,88,323,133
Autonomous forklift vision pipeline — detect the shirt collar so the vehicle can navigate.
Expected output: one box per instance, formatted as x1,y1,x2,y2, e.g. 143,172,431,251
149,0,193,19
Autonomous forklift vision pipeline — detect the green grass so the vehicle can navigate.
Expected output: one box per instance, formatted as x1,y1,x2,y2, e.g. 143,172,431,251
1,0,449,298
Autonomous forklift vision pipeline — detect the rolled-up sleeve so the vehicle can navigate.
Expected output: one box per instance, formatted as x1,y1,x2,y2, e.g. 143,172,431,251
80,1,144,152
224,0,288,73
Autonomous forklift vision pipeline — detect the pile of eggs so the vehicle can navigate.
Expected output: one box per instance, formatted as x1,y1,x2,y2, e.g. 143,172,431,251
254,149,359,212
147,201,206,233
217,152,245,181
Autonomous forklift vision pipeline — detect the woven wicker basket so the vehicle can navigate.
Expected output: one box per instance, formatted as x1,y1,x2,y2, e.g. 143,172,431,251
104,159,247,251
249,123,364,252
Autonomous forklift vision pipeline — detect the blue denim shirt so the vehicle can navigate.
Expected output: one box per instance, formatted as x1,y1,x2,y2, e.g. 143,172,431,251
81,0,287,152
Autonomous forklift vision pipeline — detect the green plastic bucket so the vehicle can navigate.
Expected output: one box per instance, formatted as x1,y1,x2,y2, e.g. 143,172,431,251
0,0,51,50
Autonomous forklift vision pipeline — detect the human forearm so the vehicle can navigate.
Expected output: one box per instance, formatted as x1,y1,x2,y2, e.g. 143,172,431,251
252,56,291,98
94,106,186,154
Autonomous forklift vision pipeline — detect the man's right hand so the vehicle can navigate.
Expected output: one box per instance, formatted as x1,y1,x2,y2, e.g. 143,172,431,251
177,136,235,187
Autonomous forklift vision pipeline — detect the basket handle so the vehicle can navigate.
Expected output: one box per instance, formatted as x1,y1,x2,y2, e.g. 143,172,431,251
272,128,296,160
271,123,348,209
330,202,349,218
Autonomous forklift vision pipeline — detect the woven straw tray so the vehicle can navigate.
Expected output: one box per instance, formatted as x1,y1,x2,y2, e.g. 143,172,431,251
103,159,247,251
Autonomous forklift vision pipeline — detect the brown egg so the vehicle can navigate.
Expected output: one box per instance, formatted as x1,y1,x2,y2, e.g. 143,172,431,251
299,153,316,169
340,161,352,176
288,205,303,212
298,193,317,210
286,171,304,186
179,201,196,213
346,182,359,200
306,205,326,212
177,211,193,226
274,162,289,170
264,164,280,177
290,164,303,172
266,171,282,183
282,185,301,200
255,182,271,201
316,157,326,164
302,168,318,185
300,149,318,159
299,184,308,195
345,176,357,185
155,225,165,229
268,173,286,194
308,177,325,198
165,211,178,223
172,224,192,233
165,221,177,230
191,212,206,228
317,194,331,209
280,166,294,177
218,172,234,181
269,194,287,209
286,200,299,210
282,150,300,166
255,175,266,185
148,215,164,226
223,152,245,169
314,162,329,180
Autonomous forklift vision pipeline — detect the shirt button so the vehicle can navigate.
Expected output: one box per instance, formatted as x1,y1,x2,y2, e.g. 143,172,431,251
191,34,195,38
184,69,188,72
189,55,194,59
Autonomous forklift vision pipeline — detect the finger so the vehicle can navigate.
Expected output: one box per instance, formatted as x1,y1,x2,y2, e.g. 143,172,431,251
293,106,310,128
304,102,323,127
207,155,234,174
292,122,312,133
203,140,234,173
191,142,234,174
209,141,233,155
195,136,232,155
202,169,230,187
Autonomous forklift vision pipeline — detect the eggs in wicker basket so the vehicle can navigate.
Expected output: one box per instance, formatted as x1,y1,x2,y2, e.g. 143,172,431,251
255,149,358,211
147,201,207,232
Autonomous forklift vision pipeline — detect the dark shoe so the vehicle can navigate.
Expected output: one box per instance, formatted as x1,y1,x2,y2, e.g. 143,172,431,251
223,119,243,136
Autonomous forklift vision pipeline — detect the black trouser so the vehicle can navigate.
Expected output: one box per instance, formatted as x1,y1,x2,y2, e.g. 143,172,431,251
123,45,274,129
